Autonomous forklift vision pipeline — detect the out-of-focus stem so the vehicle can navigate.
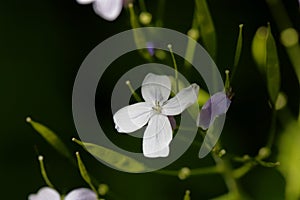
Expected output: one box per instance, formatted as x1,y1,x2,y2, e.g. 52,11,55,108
138,0,147,12
267,109,277,148
155,0,166,27
212,152,242,198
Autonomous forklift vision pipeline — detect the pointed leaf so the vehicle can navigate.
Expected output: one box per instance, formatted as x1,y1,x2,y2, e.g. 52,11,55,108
26,117,72,160
266,24,281,105
252,26,268,74
252,24,281,105
73,139,147,173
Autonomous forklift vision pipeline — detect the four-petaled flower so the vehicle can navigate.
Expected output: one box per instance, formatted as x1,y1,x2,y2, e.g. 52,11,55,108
197,92,231,130
113,73,199,158
76,0,131,21
28,187,97,200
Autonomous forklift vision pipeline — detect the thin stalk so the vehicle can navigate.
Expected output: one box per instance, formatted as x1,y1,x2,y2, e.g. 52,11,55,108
168,44,179,93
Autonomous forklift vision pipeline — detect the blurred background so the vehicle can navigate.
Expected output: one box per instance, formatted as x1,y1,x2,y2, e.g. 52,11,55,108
1,0,300,199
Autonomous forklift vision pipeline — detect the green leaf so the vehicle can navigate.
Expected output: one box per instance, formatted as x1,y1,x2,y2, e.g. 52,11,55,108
195,0,217,60
26,117,72,160
252,24,281,105
73,138,147,173
252,26,268,73
266,24,281,105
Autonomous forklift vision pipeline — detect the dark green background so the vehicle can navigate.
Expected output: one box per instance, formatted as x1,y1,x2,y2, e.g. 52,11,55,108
1,0,299,199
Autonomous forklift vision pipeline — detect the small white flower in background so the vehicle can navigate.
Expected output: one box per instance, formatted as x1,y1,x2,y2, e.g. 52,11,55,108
113,73,199,158
76,0,131,21
28,187,97,200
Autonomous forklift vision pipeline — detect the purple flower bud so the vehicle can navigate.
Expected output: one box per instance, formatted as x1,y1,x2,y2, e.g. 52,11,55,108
146,42,155,56
197,92,231,130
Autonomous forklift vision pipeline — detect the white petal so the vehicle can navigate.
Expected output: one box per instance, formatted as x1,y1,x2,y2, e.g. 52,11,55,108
143,114,172,158
141,73,171,105
76,0,95,4
162,83,199,116
65,188,97,200
143,146,169,158
28,187,60,200
113,102,153,133
93,0,123,21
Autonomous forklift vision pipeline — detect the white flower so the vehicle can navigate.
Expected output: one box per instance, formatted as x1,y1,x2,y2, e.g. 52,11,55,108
28,187,97,200
76,0,125,21
113,73,199,158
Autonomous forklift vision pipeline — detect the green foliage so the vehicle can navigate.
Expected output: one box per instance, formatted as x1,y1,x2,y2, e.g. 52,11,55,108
26,117,72,161
22,0,300,199
265,24,281,105
252,24,281,105
73,138,147,173
278,110,300,200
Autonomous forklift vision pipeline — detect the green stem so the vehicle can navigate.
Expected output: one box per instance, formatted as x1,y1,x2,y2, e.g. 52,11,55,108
231,24,244,82
233,162,255,179
168,44,179,93
155,0,166,27
138,0,147,12
190,166,221,175
155,166,220,176
212,154,241,198
76,152,98,197
126,80,142,102
38,155,55,189
267,109,277,148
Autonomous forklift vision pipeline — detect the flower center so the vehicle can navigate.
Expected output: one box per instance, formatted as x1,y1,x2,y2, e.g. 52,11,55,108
152,101,162,113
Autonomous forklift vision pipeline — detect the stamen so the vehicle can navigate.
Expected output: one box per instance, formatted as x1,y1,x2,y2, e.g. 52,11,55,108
152,101,162,113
